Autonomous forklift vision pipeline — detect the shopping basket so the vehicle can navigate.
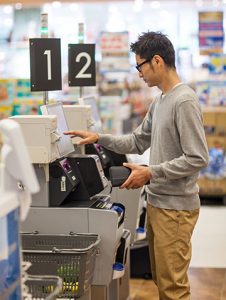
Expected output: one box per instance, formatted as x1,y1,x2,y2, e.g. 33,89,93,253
23,275,62,300
21,233,100,299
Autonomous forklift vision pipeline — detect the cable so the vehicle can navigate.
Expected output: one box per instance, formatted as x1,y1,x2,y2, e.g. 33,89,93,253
109,183,113,194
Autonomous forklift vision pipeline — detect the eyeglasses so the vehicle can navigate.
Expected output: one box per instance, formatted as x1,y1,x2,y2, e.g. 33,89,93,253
135,59,150,72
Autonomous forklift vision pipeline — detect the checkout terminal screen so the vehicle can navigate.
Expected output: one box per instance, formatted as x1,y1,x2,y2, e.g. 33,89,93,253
41,103,75,157
81,96,102,132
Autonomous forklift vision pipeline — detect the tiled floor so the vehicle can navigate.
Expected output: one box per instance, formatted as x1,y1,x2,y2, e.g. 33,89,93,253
130,268,226,300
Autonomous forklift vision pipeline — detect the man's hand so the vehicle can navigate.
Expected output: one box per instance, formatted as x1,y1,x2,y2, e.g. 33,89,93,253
64,130,99,145
120,162,152,189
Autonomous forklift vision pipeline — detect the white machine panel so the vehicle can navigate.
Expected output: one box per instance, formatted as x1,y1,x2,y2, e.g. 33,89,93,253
79,95,102,133
10,115,59,163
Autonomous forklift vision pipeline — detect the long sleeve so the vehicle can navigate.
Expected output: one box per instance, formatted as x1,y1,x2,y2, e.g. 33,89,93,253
98,101,156,155
151,99,209,180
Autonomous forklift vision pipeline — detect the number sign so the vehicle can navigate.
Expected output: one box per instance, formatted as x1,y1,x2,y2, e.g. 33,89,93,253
30,38,62,91
68,44,96,87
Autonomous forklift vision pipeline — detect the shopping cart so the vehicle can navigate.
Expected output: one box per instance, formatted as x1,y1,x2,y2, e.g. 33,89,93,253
21,233,100,299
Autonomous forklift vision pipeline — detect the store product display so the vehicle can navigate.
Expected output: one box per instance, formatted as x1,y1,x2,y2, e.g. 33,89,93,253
200,146,226,178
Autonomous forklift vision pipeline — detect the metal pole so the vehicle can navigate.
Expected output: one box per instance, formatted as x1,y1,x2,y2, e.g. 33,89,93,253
78,22,85,99
41,13,49,105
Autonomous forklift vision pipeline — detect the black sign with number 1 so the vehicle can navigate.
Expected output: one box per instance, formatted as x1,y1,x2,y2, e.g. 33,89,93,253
68,44,96,87
30,38,62,91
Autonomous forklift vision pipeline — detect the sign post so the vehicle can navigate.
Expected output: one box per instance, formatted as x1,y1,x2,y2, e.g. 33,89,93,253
41,13,49,105
68,23,96,97
29,13,62,105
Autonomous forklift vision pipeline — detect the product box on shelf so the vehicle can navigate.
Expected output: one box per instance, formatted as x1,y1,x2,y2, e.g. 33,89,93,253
198,177,226,195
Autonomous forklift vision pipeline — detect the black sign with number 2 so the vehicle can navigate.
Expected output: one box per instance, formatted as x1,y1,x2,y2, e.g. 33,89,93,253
68,44,96,87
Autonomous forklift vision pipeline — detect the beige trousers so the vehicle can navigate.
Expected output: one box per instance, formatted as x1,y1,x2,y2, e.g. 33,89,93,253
146,202,199,300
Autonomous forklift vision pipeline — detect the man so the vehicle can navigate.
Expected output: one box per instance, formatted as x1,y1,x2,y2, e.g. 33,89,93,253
65,31,209,300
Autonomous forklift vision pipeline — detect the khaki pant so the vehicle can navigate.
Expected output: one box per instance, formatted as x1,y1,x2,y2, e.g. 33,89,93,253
146,202,199,300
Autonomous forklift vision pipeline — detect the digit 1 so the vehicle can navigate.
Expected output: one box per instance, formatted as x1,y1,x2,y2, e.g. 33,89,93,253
44,50,52,80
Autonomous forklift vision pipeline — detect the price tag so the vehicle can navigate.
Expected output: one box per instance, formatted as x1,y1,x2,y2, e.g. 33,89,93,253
30,38,62,91
68,44,96,87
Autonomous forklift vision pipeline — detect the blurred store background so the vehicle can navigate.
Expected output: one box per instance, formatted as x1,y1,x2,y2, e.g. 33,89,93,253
1,1,226,200
1,0,226,283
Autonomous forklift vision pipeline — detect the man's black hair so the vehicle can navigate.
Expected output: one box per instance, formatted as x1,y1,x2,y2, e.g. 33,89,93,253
130,31,176,69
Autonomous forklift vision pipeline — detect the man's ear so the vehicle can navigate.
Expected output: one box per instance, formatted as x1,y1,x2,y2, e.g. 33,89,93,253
154,55,163,66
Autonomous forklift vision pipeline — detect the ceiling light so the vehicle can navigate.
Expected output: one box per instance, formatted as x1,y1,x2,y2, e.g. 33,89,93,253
3,6,13,14
52,1,61,9
15,3,22,10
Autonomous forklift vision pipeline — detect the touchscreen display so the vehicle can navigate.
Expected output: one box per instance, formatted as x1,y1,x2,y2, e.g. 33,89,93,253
81,96,102,132
41,102,74,157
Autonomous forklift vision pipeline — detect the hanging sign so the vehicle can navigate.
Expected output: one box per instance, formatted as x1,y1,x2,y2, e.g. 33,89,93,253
68,44,96,87
29,38,62,91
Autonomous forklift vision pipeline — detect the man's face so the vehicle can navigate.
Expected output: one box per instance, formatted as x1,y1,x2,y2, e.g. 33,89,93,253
135,54,161,87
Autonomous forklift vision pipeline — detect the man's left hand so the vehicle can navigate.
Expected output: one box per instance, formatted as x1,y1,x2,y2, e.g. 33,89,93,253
120,162,152,189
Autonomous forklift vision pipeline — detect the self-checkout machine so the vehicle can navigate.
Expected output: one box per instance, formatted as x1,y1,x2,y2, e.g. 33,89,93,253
64,94,144,299
13,107,128,300
76,95,144,248
66,94,143,245
12,17,130,300
63,96,130,300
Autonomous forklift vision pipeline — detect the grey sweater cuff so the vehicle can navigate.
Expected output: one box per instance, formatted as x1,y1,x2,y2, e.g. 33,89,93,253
97,133,110,145
149,165,165,179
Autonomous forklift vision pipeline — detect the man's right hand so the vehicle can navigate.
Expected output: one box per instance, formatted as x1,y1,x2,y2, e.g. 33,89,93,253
64,130,99,145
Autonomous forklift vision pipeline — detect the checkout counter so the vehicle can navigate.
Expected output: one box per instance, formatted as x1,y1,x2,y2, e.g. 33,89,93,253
11,105,130,300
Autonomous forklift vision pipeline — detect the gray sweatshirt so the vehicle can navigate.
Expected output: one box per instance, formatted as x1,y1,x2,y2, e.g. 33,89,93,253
98,83,209,210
